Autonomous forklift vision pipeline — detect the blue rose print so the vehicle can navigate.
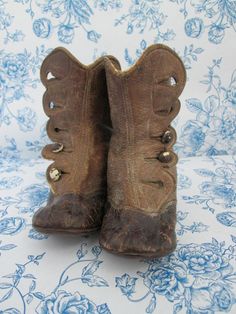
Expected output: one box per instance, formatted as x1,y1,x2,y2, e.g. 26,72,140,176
178,243,225,274
14,0,123,44
0,183,49,218
0,217,26,235
185,17,203,38
176,60,236,157
87,30,101,43
179,120,206,156
208,25,225,44
217,212,236,227
57,24,74,44
17,107,36,132
0,246,111,313
116,238,236,313
33,18,52,38
200,182,236,208
0,47,50,130
142,261,186,302
17,184,49,214
172,0,236,44
3,54,28,79
214,109,236,141
190,284,234,313
114,0,175,42
212,286,234,312
36,291,98,314
183,156,236,215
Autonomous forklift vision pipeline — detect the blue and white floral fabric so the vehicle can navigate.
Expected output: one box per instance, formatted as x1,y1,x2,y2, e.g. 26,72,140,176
0,156,236,314
0,1,236,313
1,0,236,158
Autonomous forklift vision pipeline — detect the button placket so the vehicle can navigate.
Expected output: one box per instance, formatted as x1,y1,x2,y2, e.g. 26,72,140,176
157,127,175,164
48,98,65,177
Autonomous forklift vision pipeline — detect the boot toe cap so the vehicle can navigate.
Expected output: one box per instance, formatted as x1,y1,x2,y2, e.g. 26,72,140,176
32,193,105,234
99,204,177,258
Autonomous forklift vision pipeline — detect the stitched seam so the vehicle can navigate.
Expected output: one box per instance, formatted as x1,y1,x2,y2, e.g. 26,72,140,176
75,71,91,192
122,78,141,207
73,62,104,193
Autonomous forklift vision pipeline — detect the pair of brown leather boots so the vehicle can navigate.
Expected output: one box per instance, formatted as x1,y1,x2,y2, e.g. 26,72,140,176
32,44,186,258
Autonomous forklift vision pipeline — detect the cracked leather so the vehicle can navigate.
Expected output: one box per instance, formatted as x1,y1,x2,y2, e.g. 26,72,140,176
32,47,120,233
99,44,186,257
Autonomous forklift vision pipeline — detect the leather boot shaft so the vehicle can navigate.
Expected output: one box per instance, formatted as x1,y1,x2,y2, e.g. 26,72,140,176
104,45,186,214
41,48,119,196
32,48,120,233
100,44,186,257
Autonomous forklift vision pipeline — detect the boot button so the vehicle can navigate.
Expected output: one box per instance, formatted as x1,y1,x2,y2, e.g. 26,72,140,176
162,130,173,144
49,168,61,181
52,143,64,153
158,151,172,163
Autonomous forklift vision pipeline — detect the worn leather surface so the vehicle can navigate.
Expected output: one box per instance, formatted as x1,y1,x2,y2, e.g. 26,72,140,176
100,44,186,256
32,193,106,233
33,47,120,233
100,202,177,258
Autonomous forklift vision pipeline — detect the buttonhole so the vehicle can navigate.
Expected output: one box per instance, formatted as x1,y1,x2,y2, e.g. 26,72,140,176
47,72,56,80
61,170,69,174
168,76,177,86
156,106,173,116
148,180,164,188
159,76,177,87
49,101,55,109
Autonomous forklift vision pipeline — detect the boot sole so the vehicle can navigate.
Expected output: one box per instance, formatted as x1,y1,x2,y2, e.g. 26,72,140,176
100,242,176,259
33,225,99,235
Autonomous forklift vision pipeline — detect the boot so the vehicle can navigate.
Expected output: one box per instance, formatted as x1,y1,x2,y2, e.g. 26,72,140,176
99,44,186,257
32,48,120,234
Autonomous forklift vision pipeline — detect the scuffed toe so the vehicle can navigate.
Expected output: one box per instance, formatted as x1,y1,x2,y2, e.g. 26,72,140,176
99,203,177,258
32,193,105,234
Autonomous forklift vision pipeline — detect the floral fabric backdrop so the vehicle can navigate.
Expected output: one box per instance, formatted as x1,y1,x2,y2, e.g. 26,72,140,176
0,1,236,314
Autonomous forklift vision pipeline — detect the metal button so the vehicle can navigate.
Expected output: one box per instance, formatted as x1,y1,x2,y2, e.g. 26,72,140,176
158,151,172,163
52,143,64,153
49,168,61,181
162,130,173,144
